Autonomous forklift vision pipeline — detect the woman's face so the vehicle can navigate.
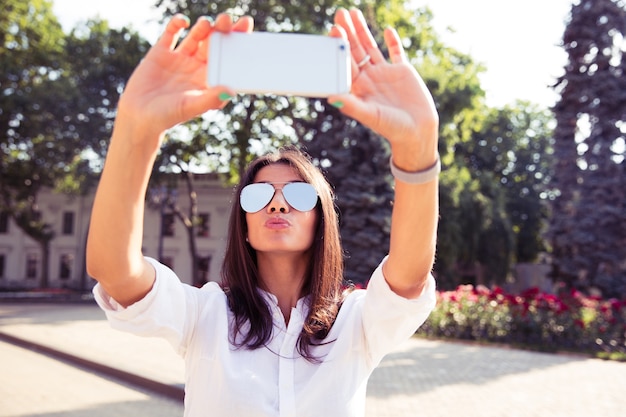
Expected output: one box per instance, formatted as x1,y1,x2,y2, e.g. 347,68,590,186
245,164,318,255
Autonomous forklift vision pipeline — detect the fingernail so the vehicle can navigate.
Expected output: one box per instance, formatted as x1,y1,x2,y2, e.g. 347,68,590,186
331,101,344,108
200,15,214,24
179,14,191,25
219,92,233,101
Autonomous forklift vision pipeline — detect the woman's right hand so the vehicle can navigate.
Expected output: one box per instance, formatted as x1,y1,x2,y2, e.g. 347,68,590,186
86,14,253,306
116,13,254,142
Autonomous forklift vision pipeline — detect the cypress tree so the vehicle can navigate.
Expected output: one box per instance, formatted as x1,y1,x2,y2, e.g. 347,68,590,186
549,0,626,297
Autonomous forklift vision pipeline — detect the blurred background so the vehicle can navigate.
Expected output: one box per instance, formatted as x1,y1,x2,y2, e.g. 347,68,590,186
1,0,624,359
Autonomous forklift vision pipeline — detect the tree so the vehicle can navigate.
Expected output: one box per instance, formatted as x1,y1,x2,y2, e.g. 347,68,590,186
1,0,67,287
549,0,626,298
1,0,149,287
452,103,554,285
63,20,150,166
496,106,554,264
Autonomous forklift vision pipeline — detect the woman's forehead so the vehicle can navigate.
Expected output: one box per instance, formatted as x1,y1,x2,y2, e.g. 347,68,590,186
253,164,303,183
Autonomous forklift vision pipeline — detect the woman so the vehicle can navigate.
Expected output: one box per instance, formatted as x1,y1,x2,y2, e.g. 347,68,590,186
87,7,439,417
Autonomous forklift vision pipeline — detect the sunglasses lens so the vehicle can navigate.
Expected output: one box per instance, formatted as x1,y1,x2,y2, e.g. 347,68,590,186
240,183,275,213
283,183,318,212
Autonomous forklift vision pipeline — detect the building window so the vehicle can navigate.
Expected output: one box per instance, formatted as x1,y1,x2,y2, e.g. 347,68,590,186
62,212,75,235
0,254,5,278
59,254,74,280
0,211,8,234
197,213,210,237
162,213,176,237
26,253,38,279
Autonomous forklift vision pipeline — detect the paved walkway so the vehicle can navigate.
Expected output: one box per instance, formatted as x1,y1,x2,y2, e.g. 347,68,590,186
1,301,625,417
0,339,182,417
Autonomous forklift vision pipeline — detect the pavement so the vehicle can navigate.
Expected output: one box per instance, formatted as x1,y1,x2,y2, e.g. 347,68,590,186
1,301,625,417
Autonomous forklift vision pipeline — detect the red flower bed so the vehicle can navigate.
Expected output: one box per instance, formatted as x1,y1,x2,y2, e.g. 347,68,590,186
417,284,626,359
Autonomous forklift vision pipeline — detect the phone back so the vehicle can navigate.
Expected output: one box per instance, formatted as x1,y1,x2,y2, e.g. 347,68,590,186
207,32,351,97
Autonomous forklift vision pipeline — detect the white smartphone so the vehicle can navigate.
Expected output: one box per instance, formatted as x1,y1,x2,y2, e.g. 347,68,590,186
207,32,351,98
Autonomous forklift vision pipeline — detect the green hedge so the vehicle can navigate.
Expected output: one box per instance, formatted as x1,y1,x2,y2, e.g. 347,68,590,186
417,284,626,360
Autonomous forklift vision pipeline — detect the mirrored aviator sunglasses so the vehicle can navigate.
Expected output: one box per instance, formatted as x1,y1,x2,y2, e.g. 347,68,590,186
240,182,318,213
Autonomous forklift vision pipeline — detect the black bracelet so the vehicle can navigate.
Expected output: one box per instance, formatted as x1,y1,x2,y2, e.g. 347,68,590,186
389,155,441,184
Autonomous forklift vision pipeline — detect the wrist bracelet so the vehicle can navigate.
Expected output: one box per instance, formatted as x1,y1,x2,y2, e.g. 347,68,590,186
389,155,441,184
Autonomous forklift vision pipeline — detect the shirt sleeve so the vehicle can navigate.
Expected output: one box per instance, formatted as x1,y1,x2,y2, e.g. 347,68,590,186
92,257,221,356
361,257,437,367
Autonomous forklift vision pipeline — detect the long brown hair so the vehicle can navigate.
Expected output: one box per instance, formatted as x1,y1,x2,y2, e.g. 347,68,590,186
221,147,344,362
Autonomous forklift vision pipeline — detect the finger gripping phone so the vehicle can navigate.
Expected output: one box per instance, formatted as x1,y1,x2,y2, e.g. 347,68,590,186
207,32,351,98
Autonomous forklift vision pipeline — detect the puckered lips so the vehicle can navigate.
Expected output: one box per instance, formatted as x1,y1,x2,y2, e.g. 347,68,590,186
264,216,291,229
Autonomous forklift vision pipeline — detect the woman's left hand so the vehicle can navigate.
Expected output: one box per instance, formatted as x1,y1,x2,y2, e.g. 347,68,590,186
329,8,439,169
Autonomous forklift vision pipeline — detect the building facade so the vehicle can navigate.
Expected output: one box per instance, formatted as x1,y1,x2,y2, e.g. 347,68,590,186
0,174,234,291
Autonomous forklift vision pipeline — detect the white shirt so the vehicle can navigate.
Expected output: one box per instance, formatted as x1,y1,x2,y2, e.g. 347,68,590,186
94,257,436,417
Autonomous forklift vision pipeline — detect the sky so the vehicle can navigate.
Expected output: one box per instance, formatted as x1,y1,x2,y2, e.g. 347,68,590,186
52,0,575,108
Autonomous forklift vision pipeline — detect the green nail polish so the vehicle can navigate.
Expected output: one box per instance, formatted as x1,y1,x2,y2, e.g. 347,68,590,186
219,92,233,101
331,101,344,108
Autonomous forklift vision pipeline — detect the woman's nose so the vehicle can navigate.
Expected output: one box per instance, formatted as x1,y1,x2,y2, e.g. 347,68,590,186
267,189,289,213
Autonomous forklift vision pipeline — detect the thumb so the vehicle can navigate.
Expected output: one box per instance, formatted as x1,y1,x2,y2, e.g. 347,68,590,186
182,87,235,118
328,94,374,126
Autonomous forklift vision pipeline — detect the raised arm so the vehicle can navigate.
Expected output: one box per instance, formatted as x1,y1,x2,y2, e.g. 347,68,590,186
329,9,439,299
86,14,253,306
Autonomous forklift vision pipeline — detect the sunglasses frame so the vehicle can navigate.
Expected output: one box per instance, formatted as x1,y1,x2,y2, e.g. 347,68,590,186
240,182,319,213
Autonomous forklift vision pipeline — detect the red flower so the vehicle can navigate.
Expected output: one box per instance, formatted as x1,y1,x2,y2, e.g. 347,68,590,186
474,285,491,297
609,299,622,311
556,301,569,314
521,287,541,299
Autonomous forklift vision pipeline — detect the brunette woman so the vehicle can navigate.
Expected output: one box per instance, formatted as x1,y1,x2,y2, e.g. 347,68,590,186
87,8,439,417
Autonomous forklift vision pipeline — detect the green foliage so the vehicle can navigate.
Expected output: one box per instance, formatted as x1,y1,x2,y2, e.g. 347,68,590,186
1,0,66,286
435,104,554,289
63,20,150,163
418,284,626,359
1,0,65,187
463,105,553,260
1,0,148,286
1,0,64,64
155,0,358,33
548,0,626,298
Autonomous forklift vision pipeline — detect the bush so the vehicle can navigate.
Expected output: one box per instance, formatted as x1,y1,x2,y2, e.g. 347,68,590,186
417,284,626,360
